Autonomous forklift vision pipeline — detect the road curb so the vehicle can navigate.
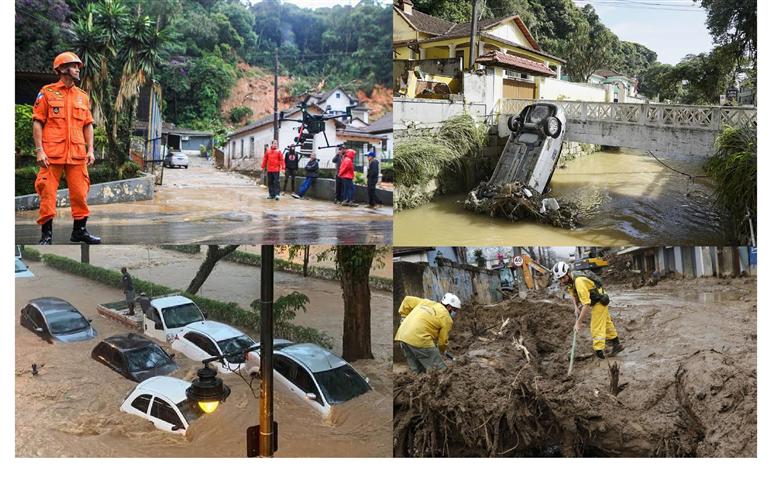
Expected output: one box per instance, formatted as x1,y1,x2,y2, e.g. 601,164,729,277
15,173,155,211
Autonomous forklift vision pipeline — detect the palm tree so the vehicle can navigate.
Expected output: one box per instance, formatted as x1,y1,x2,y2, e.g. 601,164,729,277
67,0,168,169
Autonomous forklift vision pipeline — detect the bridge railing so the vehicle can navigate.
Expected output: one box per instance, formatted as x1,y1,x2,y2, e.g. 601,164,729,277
498,99,757,131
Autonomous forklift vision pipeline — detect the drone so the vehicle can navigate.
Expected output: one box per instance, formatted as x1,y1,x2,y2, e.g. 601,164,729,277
279,96,353,153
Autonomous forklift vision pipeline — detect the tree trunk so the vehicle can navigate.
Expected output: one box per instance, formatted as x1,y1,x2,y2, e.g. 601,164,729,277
303,246,310,277
80,244,90,264
337,246,374,361
186,245,239,295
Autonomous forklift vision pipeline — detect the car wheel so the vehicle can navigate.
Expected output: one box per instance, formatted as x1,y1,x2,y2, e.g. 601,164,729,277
507,115,522,133
184,165,188,169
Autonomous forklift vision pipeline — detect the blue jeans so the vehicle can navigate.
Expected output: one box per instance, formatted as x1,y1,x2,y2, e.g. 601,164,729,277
342,179,354,202
298,177,315,197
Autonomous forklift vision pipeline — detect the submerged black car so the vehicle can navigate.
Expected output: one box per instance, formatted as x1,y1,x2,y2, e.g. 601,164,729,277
92,333,179,382
20,297,97,343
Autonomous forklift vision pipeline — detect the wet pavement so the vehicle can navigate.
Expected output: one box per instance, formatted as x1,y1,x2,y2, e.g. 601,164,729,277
15,156,392,245
15,261,392,457
395,149,731,246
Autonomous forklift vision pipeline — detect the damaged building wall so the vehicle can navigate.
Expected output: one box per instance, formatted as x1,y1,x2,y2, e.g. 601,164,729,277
393,258,503,360
621,246,756,278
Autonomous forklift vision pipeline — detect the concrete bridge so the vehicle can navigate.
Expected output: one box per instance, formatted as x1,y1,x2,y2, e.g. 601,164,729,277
498,99,757,162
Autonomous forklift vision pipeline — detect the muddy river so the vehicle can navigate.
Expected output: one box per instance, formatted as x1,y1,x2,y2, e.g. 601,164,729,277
15,262,392,457
395,149,731,246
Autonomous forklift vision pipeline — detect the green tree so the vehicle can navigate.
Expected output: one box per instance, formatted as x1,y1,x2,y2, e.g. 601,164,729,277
15,105,35,157
186,245,240,295
68,0,170,167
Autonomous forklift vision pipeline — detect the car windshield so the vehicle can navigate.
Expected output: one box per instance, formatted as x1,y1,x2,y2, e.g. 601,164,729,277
15,259,28,273
45,309,89,335
217,335,256,364
125,345,174,372
176,400,204,424
313,364,370,405
161,303,204,329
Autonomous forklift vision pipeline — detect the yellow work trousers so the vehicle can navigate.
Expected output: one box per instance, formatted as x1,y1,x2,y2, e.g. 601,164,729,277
590,303,617,352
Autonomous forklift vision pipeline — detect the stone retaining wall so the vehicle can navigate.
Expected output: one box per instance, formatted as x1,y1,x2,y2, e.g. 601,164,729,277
15,173,155,211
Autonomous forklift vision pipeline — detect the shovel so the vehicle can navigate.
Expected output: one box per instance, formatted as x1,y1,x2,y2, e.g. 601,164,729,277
567,314,578,376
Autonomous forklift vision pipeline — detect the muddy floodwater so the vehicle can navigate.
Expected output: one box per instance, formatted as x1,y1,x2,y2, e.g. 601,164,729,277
16,263,392,457
395,149,731,246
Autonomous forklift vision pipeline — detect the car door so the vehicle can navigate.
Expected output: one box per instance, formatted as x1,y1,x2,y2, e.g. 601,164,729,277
149,396,186,433
293,366,327,416
29,307,49,339
144,307,166,342
129,393,152,416
176,332,219,363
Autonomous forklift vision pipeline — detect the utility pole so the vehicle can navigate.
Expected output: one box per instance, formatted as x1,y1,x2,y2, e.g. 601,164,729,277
259,245,277,457
273,48,279,141
468,0,480,71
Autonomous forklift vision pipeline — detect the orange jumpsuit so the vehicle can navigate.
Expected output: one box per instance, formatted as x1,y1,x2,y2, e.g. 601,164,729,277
32,81,94,225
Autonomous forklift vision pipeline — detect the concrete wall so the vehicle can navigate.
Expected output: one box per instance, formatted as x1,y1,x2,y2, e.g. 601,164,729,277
289,175,393,206
16,173,155,211
393,258,503,361
394,97,488,130
564,120,717,162
538,77,608,102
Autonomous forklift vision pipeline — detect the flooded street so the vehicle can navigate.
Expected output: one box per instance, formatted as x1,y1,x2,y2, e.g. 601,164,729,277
16,262,392,457
395,149,730,246
15,156,392,245
33,245,393,362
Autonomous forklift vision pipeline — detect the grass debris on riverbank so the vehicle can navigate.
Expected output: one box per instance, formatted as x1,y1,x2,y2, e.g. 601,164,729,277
395,114,488,211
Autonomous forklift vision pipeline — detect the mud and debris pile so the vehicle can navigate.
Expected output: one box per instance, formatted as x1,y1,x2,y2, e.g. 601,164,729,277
393,294,756,457
464,181,580,229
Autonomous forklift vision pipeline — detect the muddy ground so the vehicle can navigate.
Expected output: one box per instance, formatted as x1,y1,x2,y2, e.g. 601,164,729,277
393,277,756,457
16,263,391,457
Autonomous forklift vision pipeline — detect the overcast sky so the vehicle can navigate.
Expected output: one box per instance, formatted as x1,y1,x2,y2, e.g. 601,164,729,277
573,0,715,65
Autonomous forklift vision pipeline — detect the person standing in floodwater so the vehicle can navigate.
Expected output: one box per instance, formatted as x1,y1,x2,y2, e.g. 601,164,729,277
262,139,285,200
395,293,461,373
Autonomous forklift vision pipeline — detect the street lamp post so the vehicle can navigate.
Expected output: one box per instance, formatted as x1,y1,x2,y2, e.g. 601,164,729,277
258,244,277,456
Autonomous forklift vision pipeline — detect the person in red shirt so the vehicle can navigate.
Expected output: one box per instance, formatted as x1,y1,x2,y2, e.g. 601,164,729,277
261,139,285,200
338,148,357,206
32,51,101,244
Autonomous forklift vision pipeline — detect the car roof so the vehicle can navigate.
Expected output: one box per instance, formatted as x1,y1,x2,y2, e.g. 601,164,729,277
28,297,76,312
151,295,195,309
182,320,246,341
134,376,190,404
101,333,157,352
280,343,347,373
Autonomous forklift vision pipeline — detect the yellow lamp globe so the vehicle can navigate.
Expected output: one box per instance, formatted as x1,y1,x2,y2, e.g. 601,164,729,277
198,400,220,414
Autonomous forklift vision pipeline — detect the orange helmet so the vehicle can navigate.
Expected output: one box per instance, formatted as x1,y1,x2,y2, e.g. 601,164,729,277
53,52,83,72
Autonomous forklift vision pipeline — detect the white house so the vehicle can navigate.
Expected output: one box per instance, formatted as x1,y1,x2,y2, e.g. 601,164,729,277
224,91,389,172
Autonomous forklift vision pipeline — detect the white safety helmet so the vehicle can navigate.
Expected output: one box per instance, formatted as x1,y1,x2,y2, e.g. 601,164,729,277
440,292,462,310
552,261,570,280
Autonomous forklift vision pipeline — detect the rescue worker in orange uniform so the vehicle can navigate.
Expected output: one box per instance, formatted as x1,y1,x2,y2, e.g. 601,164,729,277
32,52,101,245
261,139,285,200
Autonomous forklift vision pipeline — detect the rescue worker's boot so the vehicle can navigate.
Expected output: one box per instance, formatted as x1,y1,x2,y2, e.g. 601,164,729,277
70,217,101,244
39,219,53,245
608,337,625,357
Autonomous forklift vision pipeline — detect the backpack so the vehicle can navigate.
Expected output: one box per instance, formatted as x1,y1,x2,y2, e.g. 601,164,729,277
571,270,610,306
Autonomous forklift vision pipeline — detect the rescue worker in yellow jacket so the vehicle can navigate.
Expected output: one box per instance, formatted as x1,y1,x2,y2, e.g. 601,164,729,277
394,293,461,373
32,51,101,245
553,261,624,359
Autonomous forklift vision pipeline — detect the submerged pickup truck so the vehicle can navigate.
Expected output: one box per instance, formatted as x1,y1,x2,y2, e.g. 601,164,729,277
97,293,207,344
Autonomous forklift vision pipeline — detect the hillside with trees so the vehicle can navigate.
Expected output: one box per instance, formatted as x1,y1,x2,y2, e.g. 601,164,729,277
16,0,392,147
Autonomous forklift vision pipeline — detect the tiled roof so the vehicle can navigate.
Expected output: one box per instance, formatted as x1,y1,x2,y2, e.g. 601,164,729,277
394,6,455,35
475,51,557,77
361,112,393,134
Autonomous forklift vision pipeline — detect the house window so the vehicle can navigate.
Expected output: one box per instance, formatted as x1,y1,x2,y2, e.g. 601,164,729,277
250,137,255,157
240,139,244,156
335,92,341,99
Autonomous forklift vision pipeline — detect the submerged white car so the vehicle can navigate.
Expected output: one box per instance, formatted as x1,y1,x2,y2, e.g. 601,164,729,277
120,376,202,434
246,341,371,417
489,102,567,194
170,320,256,374
164,151,189,169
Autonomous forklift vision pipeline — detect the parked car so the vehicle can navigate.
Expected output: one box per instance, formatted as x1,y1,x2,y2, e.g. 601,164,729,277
92,333,178,382
170,320,256,374
164,151,189,169
245,340,371,417
20,297,97,343
140,294,207,344
15,258,34,278
487,102,567,194
120,376,202,434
